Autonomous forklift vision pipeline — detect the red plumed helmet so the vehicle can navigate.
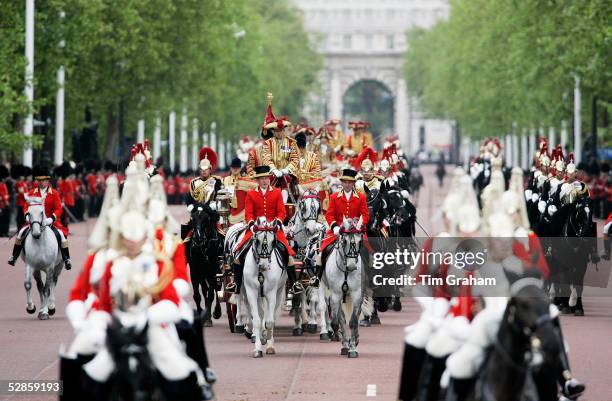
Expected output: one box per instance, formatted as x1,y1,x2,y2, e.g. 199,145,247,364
353,146,378,170
199,146,218,171
569,153,574,163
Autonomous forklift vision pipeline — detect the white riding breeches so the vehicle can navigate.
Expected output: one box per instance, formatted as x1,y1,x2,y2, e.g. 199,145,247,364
84,324,199,382
446,297,508,379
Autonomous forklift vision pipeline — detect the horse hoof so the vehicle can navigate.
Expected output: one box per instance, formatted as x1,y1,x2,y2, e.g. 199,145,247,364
253,351,263,358
306,324,317,333
320,333,330,341
251,337,256,344
204,320,213,327
370,315,381,325
378,303,389,313
359,319,371,327
260,336,267,345
244,331,252,340
574,309,584,317
235,325,245,334
26,305,36,314
348,351,359,358
340,347,349,356
333,333,341,342
266,347,276,355
393,300,402,311
38,312,49,320
292,328,303,336
48,308,56,316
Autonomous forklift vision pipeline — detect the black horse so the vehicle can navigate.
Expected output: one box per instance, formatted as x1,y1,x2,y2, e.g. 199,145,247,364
464,280,559,401
187,202,223,325
555,196,598,315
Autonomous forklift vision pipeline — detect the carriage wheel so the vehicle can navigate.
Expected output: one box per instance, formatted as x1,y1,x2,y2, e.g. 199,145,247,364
226,302,237,333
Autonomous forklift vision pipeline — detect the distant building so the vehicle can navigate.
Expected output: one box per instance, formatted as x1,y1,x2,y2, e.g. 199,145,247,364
292,0,453,157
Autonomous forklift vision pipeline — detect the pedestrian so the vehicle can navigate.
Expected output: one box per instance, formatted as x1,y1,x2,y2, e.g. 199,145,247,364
435,158,446,188
0,165,10,237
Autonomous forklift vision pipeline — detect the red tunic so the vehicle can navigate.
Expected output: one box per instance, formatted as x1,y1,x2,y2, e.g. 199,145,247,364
69,253,96,303
320,190,369,252
0,182,8,209
234,186,295,256
14,180,28,208
512,231,550,279
24,187,68,237
96,258,180,314
86,174,97,196
58,179,75,207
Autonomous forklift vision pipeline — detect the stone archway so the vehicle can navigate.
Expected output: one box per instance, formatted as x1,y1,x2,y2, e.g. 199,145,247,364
343,79,394,147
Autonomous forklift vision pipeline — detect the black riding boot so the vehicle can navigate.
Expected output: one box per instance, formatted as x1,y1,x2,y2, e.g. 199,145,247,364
59,356,81,401
61,245,72,270
398,343,426,401
553,316,585,400
80,372,112,401
286,264,303,294
445,377,476,401
7,242,23,266
416,354,447,401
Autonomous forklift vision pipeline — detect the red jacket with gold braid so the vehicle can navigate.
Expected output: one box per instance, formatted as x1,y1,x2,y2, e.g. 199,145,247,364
320,190,369,252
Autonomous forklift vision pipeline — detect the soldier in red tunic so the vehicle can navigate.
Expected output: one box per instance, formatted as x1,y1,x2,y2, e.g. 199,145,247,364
312,168,369,287
8,167,72,269
0,165,10,237
230,165,303,294
14,165,29,228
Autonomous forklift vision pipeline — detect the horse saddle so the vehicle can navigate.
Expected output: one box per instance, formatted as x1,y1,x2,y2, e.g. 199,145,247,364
320,238,337,268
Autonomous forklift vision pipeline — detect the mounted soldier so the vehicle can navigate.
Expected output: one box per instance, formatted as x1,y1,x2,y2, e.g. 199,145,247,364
8,166,72,269
182,147,222,241
354,147,382,195
230,165,304,295
311,168,369,287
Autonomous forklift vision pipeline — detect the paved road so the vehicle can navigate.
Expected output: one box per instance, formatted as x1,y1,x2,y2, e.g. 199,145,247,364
0,165,611,401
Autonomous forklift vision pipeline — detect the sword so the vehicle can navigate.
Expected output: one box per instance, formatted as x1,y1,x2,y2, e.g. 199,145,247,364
62,203,78,223
415,219,431,238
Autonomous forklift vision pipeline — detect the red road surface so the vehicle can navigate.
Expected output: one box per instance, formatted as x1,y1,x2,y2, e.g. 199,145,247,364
0,165,611,401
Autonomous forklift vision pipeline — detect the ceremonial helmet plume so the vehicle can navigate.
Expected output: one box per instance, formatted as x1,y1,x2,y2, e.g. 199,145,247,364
262,92,291,130
199,146,218,171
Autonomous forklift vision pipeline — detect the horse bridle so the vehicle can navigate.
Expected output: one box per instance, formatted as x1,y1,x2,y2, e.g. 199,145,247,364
335,227,364,272
291,193,321,238
252,225,276,266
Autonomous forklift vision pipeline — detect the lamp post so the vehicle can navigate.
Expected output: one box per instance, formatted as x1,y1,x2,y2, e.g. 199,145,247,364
23,0,35,167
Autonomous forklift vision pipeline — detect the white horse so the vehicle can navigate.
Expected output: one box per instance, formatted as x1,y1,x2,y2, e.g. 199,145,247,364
286,190,325,336
22,197,64,320
322,217,365,358
242,217,287,357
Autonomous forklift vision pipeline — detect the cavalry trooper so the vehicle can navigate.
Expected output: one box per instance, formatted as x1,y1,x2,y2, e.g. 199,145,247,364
183,147,222,240
230,165,304,294
355,150,382,195
311,168,369,287
295,131,322,182
260,93,300,202
8,166,72,269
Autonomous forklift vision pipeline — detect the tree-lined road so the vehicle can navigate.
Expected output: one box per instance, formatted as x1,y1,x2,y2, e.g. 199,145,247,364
1,166,611,401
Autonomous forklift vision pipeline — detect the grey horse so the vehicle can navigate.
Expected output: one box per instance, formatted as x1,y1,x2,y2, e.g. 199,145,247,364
21,197,64,320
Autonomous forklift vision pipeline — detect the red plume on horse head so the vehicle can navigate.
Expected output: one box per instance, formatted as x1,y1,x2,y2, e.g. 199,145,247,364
199,146,218,171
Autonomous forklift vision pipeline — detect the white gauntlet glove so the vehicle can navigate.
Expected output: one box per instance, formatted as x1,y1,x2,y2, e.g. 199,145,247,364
333,226,340,236
208,202,217,211
187,204,194,213
273,169,283,178
400,190,410,200
547,204,558,216
43,217,54,226
281,168,290,176
524,189,533,201
538,200,546,214
531,193,540,203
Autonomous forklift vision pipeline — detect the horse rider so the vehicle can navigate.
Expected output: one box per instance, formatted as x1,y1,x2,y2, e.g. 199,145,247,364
311,168,369,287
78,210,210,401
260,94,301,202
295,131,322,182
230,165,304,295
355,158,383,195
183,148,223,241
8,167,72,269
